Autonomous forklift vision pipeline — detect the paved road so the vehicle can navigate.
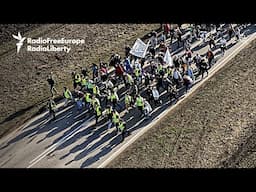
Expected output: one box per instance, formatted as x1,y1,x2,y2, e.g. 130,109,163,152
0,24,255,168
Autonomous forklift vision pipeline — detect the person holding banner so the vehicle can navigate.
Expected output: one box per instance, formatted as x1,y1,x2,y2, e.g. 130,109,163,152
129,38,149,59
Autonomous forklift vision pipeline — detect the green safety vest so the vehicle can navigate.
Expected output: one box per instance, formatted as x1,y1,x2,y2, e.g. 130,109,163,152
81,78,87,86
136,96,143,107
64,89,71,99
166,68,171,76
96,105,101,116
93,85,99,95
112,112,120,124
118,122,125,131
111,93,117,101
127,74,133,84
125,95,131,104
92,98,100,108
157,65,163,72
135,68,140,77
85,93,91,103
106,107,113,115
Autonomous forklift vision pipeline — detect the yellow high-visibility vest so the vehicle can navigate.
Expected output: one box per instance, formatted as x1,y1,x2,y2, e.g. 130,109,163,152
106,107,113,115
110,93,117,102
136,96,144,107
157,65,163,72
92,98,100,109
93,85,99,95
75,74,81,83
112,112,120,124
81,78,87,86
96,105,101,116
118,122,125,131
85,93,91,103
127,74,133,84
135,68,140,77
125,95,132,105
64,89,71,99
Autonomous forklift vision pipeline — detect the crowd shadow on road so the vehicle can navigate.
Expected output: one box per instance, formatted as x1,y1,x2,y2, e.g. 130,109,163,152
0,104,85,150
59,81,196,167
1,24,254,167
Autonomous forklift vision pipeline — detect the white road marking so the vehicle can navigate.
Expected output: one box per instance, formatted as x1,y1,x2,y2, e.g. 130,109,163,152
97,33,256,168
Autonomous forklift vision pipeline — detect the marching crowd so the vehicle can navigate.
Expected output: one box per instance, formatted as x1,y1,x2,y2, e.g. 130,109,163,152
46,23,250,142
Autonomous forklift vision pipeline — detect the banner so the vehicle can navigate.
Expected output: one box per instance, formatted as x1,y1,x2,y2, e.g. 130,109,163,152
164,48,173,66
129,38,149,58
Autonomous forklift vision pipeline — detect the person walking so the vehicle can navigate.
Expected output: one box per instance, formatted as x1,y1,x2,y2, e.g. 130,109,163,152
135,94,145,117
48,98,56,121
125,93,132,113
95,103,102,125
112,109,120,134
63,87,73,107
110,89,119,110
208,34,216,49
143,99,152,119
118,119,129,142
84,91,92,111
47,72,58,97
199,58,209,79
105,105,113,129
220,36,227,56
206,49,215,68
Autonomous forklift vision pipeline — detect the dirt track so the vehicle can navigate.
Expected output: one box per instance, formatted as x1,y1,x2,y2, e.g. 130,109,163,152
108,39,256,168
0,24,159,138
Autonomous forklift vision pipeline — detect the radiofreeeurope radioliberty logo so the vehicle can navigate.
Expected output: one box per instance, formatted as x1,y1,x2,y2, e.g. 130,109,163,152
13,32,85,54
12,32,26,53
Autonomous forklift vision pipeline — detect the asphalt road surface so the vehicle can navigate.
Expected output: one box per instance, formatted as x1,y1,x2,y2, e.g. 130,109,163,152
0,24,255,168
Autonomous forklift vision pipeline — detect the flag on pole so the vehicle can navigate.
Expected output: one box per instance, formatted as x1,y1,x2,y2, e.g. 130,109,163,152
129,38,149,58
164,48,173,66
